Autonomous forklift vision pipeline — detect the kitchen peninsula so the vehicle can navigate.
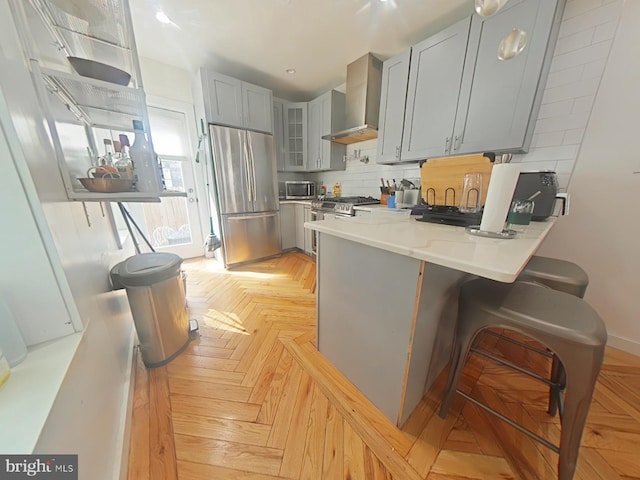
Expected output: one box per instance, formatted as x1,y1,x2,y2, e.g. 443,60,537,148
306,215,555,426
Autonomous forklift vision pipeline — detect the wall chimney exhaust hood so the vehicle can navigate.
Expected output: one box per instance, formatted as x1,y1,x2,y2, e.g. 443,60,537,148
323,53,383,145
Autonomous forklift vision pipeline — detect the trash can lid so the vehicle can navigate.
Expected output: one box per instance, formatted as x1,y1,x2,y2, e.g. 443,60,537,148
110,261,125,290
118,252,183,287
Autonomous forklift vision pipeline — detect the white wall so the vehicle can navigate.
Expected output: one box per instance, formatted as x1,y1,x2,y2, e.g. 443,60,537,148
139,56,194,104
538,0,640,353
1,1,136,477
311,0,621,198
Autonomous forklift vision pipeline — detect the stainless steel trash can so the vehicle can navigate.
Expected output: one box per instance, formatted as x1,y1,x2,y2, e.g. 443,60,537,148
118,252,190,367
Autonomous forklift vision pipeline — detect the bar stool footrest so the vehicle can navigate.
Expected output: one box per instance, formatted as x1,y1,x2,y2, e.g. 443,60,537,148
470,347,563,389
482,330,554,358
456,389,560,454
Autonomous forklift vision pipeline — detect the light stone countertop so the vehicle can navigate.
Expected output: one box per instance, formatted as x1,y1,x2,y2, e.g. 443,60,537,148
305,215,556,282
279,200,312,205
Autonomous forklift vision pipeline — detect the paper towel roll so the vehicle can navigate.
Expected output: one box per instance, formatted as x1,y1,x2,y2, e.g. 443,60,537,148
480,163,521,233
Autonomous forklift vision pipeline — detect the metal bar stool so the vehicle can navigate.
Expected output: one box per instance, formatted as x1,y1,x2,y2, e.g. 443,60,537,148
439,279,607,480
520,255,589,298
487,256,590,416
521,256,589,416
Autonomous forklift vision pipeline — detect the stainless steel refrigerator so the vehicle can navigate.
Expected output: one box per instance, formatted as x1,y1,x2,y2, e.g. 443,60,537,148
209,125,281,267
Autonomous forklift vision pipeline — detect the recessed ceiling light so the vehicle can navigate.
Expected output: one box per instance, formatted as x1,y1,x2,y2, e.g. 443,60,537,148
155,11,172,24
285,68,296,75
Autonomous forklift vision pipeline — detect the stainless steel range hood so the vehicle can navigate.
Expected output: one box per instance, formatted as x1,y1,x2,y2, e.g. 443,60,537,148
323,53,383,145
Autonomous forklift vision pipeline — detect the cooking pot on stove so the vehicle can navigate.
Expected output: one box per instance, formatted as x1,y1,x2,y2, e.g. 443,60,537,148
512,171,559,221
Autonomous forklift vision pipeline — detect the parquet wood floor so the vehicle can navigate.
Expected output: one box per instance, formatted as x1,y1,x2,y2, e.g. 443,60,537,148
127,252,640,479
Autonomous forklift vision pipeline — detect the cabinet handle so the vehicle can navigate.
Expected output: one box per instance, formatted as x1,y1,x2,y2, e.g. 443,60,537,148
395,146,400,159
454,135,461,151
445,137,452,154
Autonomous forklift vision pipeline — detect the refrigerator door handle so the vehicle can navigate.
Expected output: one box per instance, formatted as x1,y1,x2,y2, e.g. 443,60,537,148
231,213,276,220
247,138,258,208
242,134,253,202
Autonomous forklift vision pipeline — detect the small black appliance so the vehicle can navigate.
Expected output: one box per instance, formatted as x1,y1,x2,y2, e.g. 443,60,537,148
512,171,559,221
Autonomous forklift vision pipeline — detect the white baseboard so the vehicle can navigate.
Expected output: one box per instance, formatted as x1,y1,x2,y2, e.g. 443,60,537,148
117,328,137,480
607,334,640,357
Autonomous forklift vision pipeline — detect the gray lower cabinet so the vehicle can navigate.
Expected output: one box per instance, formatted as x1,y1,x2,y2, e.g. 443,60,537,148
303,206,312,254
376,50,411,164
453,0,563,154
307,91,346,172
294,204,305,250
379,0,562,162
283,203,311,254
200,69,273,134
280,203,296,250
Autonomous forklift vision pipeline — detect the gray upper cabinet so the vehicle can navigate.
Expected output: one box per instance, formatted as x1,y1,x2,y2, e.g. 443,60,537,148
401,17,472,162
243,83,273,134
284,102,308,171
273,99,286,171
453,0,562,154
376,50,411,164
201,70,244,129
201,69,273,134
379,0,561,162
307,90,346,172
307,96,322,171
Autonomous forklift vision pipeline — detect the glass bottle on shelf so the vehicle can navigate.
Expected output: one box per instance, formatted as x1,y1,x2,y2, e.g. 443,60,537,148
119,134,130,157
129,120,162,193
101,138,115,166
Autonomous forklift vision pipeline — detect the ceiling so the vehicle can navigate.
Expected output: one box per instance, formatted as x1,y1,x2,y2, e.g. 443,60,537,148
130,0,474,101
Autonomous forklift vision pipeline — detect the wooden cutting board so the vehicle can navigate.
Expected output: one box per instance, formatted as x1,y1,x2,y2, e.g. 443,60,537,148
420,154,494,207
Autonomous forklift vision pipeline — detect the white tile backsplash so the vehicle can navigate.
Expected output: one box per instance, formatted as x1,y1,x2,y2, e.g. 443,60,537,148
545,64,584,88
516,0,622,191
559,1,621,37
572,95,596,113
537,99,575,119
542,77,600,104
304,0,622,196
592,19,618,42
549,40,612,72
562,128,586,145
563,0,605,21
534,113,590,134
554,28,595,55
581,58,608,79
531,132,565,148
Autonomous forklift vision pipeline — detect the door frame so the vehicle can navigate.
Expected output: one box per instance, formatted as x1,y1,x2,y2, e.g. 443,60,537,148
146,95,208,257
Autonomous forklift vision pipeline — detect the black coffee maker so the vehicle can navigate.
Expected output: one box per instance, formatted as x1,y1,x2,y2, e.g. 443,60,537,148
512,171,559,221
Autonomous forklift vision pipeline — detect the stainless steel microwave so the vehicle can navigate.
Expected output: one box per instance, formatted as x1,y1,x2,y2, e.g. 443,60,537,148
284,181,316,199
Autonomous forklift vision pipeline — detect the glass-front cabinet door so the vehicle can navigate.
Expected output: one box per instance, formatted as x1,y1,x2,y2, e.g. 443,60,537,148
283,102,307,171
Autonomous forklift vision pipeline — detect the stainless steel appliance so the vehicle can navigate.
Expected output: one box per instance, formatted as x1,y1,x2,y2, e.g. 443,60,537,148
323,53,383,144
209,125,281,267
310,196,379,254
284,180,316,200
512,171,560,221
